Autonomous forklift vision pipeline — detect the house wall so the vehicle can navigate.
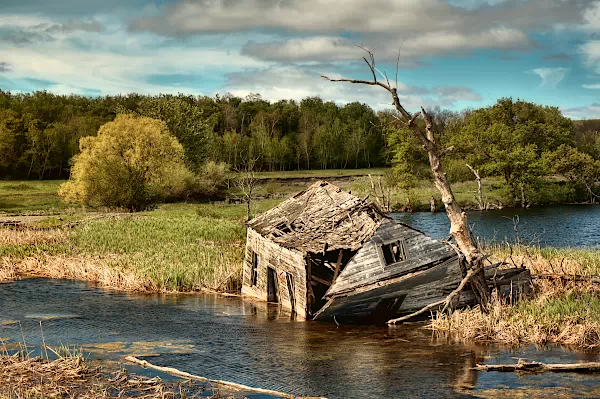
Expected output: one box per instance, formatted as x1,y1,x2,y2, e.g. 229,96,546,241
242,228,308,319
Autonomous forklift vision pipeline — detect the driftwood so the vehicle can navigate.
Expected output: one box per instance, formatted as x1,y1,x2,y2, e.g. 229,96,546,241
386,265,481,324
125,356,327,399
475,361,600,373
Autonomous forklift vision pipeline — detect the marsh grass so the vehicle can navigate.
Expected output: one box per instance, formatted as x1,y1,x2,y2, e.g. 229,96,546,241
72,206,247,291
0,349,222,399
0,180,68,213
0,203,265,291
431,245,600,349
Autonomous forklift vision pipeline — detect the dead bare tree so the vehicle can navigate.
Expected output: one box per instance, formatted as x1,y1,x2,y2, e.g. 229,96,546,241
235,160,259,222
368,174,391,212
466,164,485,210
322,46,491,310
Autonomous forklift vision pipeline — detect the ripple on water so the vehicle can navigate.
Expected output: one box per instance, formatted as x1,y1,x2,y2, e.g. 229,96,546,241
1,278,599,399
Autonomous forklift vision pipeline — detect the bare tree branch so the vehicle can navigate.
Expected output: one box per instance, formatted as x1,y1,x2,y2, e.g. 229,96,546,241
322,45,492,310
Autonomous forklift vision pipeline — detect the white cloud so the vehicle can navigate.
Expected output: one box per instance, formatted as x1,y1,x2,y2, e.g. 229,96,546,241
218,65,482,110
562,103,600,119
131,0,594,36
580,40,600,74
531,67,569,87
242,28,529,62
0,16,267,96
583,83,600,89
581,1,600,31
129,0,600,63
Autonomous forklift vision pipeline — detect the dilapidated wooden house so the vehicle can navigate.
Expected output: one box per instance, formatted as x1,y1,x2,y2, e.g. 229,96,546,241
242,181,528,322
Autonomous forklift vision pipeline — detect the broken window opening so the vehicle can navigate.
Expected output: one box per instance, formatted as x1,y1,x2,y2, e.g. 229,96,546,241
381,240,407,266
306,249,356,315
250,251,258,286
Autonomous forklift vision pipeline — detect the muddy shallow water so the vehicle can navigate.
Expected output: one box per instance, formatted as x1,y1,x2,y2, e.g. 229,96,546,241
1,278,599,398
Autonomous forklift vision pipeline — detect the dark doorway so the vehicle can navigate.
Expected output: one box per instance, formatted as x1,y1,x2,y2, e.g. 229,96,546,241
267,267,278,303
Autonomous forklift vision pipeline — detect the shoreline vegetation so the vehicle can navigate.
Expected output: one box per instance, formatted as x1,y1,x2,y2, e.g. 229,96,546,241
0,347,236,399
1,176,599,350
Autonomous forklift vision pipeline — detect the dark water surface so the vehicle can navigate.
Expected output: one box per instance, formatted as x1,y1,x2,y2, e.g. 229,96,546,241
1,279,599,398
392,205,600,248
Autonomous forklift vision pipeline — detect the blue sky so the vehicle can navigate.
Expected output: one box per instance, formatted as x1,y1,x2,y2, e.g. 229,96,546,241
1,0,599,118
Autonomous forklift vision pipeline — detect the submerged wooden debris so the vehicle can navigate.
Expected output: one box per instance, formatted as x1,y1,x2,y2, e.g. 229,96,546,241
126,356,327,399
242,181,530,323
475,361,600,373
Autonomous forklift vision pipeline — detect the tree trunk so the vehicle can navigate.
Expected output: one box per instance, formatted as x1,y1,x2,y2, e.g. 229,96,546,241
321,54,491,309
466,164,484,210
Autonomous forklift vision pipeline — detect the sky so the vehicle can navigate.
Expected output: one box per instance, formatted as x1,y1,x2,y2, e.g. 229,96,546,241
1,0,600,119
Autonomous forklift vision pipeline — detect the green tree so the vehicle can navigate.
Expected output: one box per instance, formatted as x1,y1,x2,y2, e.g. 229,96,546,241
454,98,572,206
543,144,600,203
59,114,193,211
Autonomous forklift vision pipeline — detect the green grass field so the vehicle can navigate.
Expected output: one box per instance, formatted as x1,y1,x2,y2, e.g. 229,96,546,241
0,180,68,213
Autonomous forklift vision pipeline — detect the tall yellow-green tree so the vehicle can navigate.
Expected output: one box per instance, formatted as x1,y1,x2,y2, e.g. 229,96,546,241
59,114,193,211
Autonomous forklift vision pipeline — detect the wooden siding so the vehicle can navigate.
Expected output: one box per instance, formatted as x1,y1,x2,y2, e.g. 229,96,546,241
242,228,308,319
325,221,456,298
314,257,463,321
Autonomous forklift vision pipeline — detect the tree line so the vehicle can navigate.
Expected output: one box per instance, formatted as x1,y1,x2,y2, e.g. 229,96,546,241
0,90,386,179
0,90,598,205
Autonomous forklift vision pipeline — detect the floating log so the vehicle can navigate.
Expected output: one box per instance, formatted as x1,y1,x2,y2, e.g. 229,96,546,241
475,361,600,373
125,356,327,399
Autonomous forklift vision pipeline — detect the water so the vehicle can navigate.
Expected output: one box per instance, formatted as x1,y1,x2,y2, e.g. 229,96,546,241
392,205,600,248
1,279,599,398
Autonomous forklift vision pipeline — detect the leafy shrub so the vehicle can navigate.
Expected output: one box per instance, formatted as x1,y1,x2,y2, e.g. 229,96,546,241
444,158,475,183
59,114,194,211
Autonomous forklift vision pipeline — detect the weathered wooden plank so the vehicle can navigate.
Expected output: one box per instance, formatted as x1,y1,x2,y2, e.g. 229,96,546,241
315,259,462,322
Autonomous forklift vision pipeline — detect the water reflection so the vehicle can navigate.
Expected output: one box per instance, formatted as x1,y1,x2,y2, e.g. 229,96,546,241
1,278,598,398
392,205,600,247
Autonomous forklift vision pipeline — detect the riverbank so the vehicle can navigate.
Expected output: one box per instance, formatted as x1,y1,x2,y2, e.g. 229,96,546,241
0,204,265,292
1,178,599,350
2,173,596,215
0,350,231,398
431,245,600,349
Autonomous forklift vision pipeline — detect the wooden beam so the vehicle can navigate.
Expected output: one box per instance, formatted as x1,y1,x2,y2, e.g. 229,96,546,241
332,249,344,284
311,275,332,287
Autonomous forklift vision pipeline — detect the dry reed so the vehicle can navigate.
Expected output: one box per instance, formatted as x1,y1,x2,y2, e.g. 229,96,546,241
0,352,234,399
431,246,600,349
0,255,157,291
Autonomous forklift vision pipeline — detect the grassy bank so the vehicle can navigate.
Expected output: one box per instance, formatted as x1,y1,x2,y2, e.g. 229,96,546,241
431,245,600,349
0,180,70,214
0,202,288,292
1,171,589,216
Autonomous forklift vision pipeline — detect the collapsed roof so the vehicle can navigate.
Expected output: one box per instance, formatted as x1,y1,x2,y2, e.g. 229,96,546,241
248,181,389,253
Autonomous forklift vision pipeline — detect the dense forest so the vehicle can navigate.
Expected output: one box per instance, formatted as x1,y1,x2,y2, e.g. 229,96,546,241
0,90,599,205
